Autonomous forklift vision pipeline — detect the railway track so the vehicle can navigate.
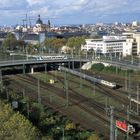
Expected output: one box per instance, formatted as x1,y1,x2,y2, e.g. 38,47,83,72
6,74,138,139
48,72,140,123
7,74,111,139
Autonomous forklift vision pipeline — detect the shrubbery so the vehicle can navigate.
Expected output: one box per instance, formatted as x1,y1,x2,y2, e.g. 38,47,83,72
91,63,134,75
91,63,105,72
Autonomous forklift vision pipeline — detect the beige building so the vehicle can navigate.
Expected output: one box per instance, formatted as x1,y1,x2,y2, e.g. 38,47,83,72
123,32,140,56
123,38,137,56
132,33,140,56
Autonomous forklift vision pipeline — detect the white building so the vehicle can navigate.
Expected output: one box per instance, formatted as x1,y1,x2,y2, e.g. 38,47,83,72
81,35,137,57
132,21,138,27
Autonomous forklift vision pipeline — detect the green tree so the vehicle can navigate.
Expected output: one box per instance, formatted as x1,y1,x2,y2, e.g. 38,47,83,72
26,43,39,54
17,40,26,52
2,33,17,51
30,103,44,123
0,100,37,140
67,36,85,55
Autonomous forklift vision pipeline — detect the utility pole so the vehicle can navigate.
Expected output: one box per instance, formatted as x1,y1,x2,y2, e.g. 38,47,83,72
22,89,25,98
80,55,82,89
105,97,109,116
65,80,69,107
64,69,67,87
115,127,117,140
50,95,53,103
6,88,9,100
125,70,128,91
23,64,25,75
38,78,41,104
110,106,114,140
64,69,69,107
127,106,130,140
0,69,3,93
93,72,95,96
128,73,132,111
68,59,70,69
44,63,47,82
86,50,88,59
115,58,118,74
131,55,133,64
62,127,65,140
72,60,74,70
27,102,29,118
137,85,139,115
26,13,28,28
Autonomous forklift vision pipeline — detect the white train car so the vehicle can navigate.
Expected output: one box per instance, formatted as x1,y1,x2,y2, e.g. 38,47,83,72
42,55,68,60
58,66,117,89
100,80,116,88
34,55,69,60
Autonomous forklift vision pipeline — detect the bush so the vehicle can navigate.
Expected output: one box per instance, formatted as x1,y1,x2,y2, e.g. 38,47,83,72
30,103,44,124
91,63,105,72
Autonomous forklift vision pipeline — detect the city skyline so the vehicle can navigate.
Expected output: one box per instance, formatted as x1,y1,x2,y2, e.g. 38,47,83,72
0,0,140,26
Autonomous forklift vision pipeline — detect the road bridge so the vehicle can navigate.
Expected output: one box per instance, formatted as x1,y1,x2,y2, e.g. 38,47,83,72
0,58,88,75
0,57,139,75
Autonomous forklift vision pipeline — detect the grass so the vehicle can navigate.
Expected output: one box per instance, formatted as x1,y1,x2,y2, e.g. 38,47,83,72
34,71,126,112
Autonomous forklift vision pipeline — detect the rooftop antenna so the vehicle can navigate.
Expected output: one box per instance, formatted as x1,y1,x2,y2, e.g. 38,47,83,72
22,19,26,27
29,19,32,28
26,13,28,28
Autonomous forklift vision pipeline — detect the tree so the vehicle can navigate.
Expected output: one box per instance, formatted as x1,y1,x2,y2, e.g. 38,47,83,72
30,103,44,124
26,43,39,54
2,33,17,51
67,36,86,55
0,100,37,140
17,40,26,52
44,38,66,53
52,38,66,53
44,38,55,53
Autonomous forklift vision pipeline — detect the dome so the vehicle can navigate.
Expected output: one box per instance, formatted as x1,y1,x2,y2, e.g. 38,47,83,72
36,15,43,25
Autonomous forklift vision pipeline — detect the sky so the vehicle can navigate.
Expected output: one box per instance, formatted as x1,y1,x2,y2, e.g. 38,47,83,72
0,0,140,26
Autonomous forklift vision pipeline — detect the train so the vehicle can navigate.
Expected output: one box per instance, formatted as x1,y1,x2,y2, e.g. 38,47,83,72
58,66,117,89
35,55,69,60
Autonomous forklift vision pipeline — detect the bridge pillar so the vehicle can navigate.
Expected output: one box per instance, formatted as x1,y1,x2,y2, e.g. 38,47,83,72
31,67,34,74
23,64,26,75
